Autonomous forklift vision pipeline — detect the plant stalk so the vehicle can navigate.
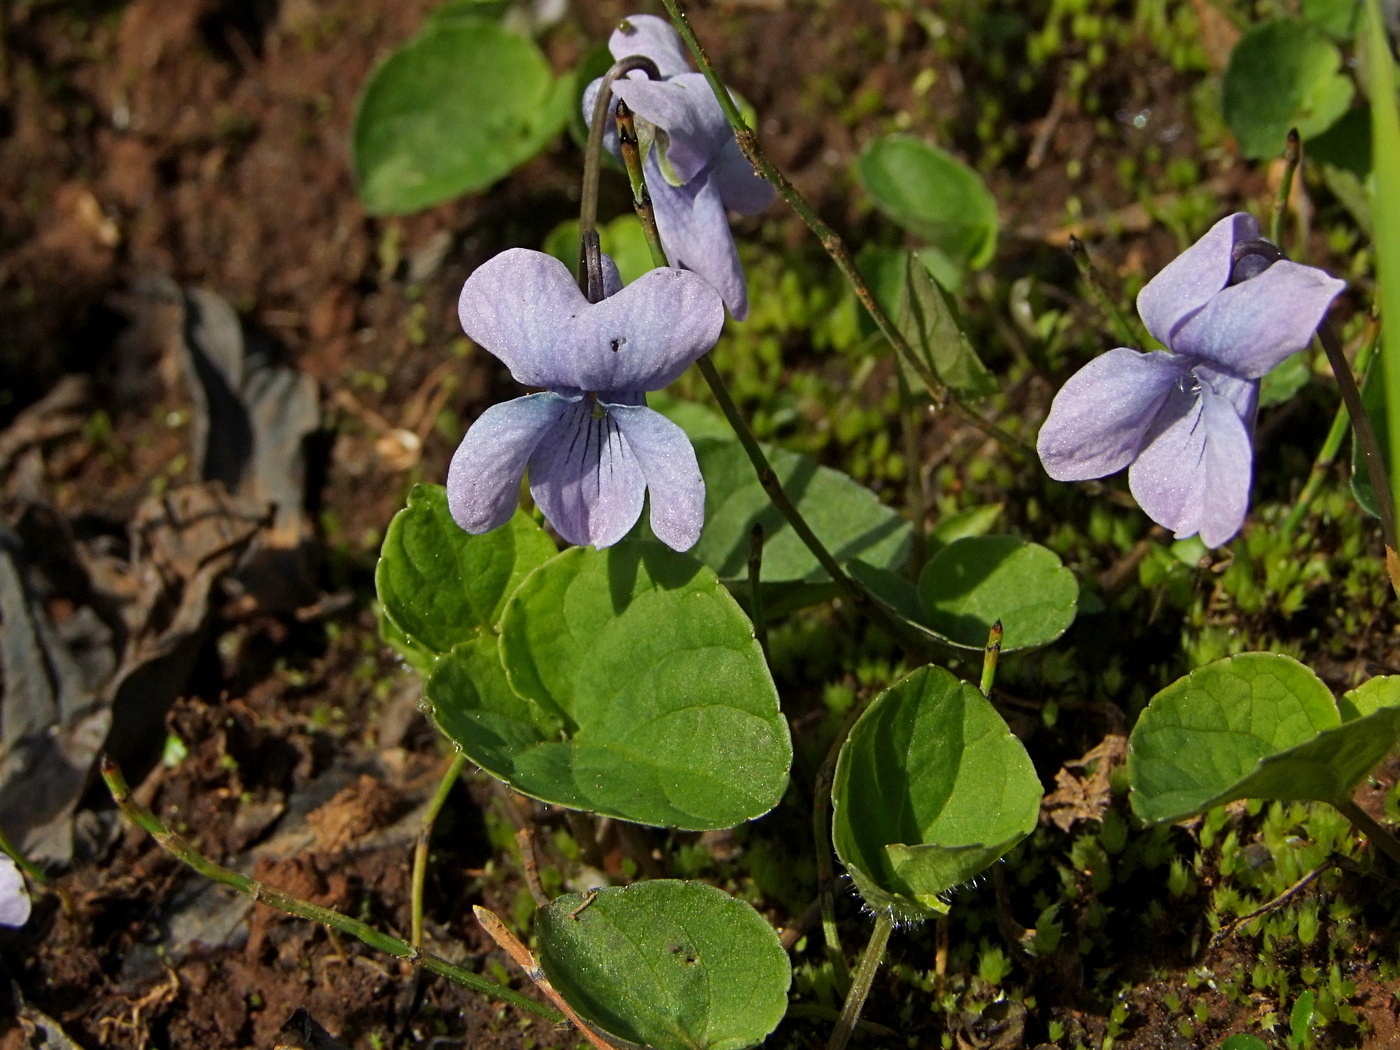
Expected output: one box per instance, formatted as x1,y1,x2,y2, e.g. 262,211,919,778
748,522,768,655
100,757,561,1024
653,0,1027,458
980,619,1003,696
0,822,45,886
1316,318,1400,590
1270,128,1302,248
411,751,467,949
1067,235,1142,348
826,911,893,1050
1332,797,1400,868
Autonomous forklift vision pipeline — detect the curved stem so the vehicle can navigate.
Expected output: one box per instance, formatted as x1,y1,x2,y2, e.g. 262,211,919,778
1271,129,1302,249
411,751,467,950
579,55,660,301
827,912,893,1050
654,0,1028,459
100,758,561,1024
1332,797,1400,869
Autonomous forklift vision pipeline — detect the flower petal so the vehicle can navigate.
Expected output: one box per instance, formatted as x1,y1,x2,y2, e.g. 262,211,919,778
612,73,731,185
0,854,31,929
1137,212,1257,348
1128,378,1252,547
608,13,692,77
1170,260,1346,378
1037,348,1188,481
712,136,775,215
447,393,570,534
648,153,749,319
567,255,726,392
529,399,647,548
609,404,706,551
458,249,591,388
1194,363,1260,439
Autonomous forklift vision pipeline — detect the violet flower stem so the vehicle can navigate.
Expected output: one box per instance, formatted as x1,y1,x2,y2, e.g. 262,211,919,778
1316,318,1400,585
100,757,561,1024
1332,798,1400,869
654,0,1029,459
1282,313,1381,539
579,55,661,300
827,912,893,1050
1271,129,1302,249
411,751,467,950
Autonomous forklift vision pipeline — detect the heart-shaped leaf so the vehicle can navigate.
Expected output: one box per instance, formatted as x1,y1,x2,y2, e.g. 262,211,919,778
428,542,790,829
535,881,792,1050
376,485,556,660
1129,653,1400,822
831,665,1042,920
353,20,574,214
691,437,911,584
1222,19,1355,159
856,135,998,287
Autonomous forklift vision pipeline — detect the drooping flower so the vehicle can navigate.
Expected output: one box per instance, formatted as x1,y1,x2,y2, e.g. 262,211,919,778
448,248,725,551
1037,212,1345,547
0,855,30,928
584,14,774,319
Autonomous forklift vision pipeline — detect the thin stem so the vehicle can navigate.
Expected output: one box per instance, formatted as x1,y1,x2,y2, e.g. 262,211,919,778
1271,128,1302,248
473,905,617,1050
980,619,1003,696
826,912,893,1050
1316,318,1400,589
812,704,859,992
748,523,768,656
1067,235,1142,348
1282,313,1380,539
100,758,561,1024
1332,797,1400,868
896,365,928,575
412,752,467,949
0,823,45,886
654,0,1026,458
615,101,666,267
579,55,661,301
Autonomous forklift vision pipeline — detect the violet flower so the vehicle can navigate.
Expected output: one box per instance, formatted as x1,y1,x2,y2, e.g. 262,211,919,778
584,14,774,319
0,855,29,928
448,248,725,551
1037,213,1345,547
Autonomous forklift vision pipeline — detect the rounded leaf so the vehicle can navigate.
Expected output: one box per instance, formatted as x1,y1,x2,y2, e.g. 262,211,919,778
1222,20,1354,159
535,881,791,1050
856,135,998,276
353,21,574,214
376,485,556,658
831,666,1042,920
439,542,790,829
916,536,1078,651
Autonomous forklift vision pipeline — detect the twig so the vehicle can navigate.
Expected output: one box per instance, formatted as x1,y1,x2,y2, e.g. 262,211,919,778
100,757,561,1024
473,905,616,1050
515,826,551,909
412,752,467,949
1209,859,1331,949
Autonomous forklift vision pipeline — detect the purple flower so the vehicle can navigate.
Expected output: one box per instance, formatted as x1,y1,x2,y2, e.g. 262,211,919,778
0,855,29,928
1037,213,1345,547
584,14,774,319
448,248,725,551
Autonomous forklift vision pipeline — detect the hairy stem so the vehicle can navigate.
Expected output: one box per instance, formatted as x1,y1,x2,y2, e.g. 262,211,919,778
1282,313,1380,539
1332,797,1400,869
826,911,893,1050
411,751,467,949
653,0,1026,457
100,758,561,1024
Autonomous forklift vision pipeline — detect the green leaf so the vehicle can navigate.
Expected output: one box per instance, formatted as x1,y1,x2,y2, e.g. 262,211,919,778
1259,350,1311,409
1301,0,1360,38
1221,1036,1269,1050
541,214,655,288
1129,654,1400,822
855,135,999,285
431,542,790,829
353,21,573,214
649,391,734,442
535,881,791,1050
376,486,556,657
691,437,911,584
1351,352,1387,518
831,666,1042,920
917,536,1079,650
1290,990,1316,1046
1222,20,1355,159
928,504,1004,554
